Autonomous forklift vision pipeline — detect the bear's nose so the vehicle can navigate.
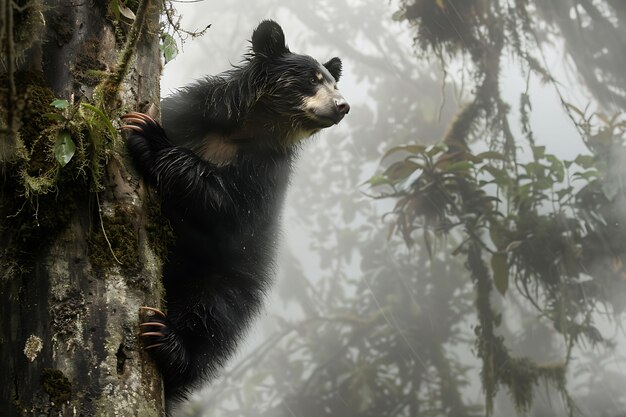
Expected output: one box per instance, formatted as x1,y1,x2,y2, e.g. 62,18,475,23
336,99,350,115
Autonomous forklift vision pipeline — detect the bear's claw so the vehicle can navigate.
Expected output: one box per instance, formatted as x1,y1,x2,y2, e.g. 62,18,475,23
139,306,166,318
139,306,169,351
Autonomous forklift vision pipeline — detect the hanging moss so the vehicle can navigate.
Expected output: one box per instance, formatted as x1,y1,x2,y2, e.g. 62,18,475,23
398,0,485,53
0,72,89,256
467,242,573,415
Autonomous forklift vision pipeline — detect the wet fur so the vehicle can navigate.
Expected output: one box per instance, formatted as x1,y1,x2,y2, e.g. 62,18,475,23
122,20,347,401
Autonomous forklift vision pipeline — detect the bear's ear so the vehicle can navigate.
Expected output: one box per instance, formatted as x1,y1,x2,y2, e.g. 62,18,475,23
251,20,289,58
323,57,342,82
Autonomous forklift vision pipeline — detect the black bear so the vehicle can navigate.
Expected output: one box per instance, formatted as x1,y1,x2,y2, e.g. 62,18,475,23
121,20,349,401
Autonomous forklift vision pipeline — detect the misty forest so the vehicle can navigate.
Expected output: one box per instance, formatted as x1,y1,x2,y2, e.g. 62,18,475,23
1,1,626,417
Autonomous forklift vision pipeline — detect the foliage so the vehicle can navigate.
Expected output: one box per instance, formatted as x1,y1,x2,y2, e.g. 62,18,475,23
369,0,626,414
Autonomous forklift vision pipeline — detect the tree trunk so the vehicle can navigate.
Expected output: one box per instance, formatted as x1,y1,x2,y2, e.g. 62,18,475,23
0,0,165,415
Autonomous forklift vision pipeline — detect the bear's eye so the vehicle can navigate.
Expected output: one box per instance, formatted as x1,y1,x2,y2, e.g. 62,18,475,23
309,77,318,85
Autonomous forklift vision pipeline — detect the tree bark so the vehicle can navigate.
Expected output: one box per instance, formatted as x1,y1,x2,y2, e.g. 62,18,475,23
1,0,165,415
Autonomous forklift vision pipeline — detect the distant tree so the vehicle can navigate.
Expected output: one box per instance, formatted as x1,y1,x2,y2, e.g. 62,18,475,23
376,0,626,415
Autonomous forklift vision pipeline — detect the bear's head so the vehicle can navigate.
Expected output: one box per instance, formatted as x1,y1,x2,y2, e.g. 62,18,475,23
248,20,350,143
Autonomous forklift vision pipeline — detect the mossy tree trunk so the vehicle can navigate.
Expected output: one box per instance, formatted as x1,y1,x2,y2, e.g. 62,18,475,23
0,0,166,415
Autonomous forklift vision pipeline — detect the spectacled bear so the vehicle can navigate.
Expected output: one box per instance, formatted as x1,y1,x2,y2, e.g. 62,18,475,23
121,20,349,401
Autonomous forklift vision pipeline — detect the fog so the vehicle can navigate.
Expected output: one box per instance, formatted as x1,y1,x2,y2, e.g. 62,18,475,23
160,2,626,416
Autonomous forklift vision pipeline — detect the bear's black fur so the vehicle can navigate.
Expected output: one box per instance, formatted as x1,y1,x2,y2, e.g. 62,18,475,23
121,20,349,401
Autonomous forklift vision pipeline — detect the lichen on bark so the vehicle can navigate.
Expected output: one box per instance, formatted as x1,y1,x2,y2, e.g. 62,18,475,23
1,0,166,415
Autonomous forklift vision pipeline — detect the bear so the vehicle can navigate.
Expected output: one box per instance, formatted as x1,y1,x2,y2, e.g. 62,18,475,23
121,20,349,401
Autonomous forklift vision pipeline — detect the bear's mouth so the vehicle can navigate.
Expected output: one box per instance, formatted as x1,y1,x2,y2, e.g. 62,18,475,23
307,110,345,127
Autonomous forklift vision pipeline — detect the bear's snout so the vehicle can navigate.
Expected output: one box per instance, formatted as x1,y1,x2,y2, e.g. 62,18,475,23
335,98,350,116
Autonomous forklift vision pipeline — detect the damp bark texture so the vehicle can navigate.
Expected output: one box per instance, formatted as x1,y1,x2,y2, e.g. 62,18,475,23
0,0,166,415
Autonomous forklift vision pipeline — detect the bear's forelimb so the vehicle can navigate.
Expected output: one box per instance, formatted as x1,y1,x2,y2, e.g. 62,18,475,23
122,113,241,213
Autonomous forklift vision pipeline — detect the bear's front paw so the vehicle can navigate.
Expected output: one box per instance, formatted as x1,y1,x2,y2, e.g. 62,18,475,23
121,113,172,169
139,306,170,350
139,306,193,391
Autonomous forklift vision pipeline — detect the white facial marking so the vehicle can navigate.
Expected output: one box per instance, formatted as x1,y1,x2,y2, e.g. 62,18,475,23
302,80,335,112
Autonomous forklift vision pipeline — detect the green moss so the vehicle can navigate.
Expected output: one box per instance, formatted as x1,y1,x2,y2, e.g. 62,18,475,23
41,368,72,405
88,205,141,276
11,0,44,54
0,71,119,277
0,73,89,260
11,72,56,153
73,37,108,87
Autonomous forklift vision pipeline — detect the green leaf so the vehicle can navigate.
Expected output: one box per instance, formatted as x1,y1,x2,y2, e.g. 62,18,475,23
426,143,447,157
110,0,120,19
160,33,178,64
481,165,511,187
556,186,574,201
572,169,599,181
391,10,405,21
366,175,392,187
80,103,117,139
474,151,506,161
491,253,509,296
531,145,545,160
574,154,595,169
564,102,585,118
55,130,75,167
445,161,474,173
50,99,69,109
422,229,433,258
523,161,544,177
596,112,610,125
534,178,552,190
383,161,420,181
546,154,564,182
381,144,426,161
